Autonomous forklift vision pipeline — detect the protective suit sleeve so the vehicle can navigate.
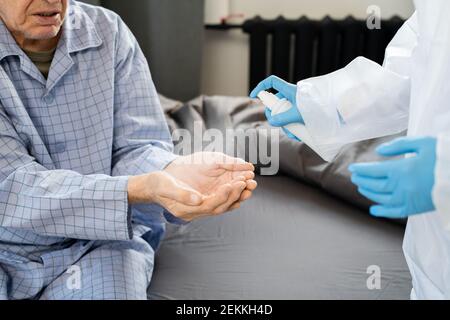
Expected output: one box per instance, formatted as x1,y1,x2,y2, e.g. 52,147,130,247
432,133,450,231
296,12,418,156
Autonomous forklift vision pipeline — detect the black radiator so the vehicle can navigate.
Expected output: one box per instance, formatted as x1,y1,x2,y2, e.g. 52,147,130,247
242,16,405,90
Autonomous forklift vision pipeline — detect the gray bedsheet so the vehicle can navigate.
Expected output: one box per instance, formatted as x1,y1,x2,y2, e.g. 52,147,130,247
148,175,411,300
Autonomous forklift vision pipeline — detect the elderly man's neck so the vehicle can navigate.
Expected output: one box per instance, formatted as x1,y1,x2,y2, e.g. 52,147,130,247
12,31,61,53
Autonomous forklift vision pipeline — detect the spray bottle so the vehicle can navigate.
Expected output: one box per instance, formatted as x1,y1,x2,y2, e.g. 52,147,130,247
257,91,341,162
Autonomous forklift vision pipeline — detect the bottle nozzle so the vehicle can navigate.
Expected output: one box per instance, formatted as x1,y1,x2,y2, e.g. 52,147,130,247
257,91,280,110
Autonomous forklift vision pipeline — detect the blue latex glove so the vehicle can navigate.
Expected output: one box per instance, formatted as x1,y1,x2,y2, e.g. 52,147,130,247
251,75,304,127
349,137,437,219
263,107,301,141
266,108,301,141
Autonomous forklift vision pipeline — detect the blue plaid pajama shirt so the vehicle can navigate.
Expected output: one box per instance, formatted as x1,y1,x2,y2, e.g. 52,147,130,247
0,1,180,300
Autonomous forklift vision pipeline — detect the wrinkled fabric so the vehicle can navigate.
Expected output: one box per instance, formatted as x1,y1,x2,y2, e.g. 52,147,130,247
0,1,177,299
295,0,450,299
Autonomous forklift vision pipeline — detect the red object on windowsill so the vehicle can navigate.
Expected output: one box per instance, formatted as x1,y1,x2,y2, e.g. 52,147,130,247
220,13,245,25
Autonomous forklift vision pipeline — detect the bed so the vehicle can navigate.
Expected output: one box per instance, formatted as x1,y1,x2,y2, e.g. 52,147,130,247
148,174,411,300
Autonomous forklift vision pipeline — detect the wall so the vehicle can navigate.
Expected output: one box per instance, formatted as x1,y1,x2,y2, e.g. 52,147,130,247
78,0,205,101
78,0,100,5
101,0,205,101
201,0,415,97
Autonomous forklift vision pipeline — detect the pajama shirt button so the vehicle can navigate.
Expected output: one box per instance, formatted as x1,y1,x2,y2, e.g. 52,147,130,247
43,94,55,105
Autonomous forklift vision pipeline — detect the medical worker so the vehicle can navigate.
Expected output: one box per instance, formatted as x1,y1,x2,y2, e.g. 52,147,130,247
251,0,450,299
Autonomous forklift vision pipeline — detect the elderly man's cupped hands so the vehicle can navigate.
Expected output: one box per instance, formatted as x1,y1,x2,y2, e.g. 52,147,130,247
128,152,258,222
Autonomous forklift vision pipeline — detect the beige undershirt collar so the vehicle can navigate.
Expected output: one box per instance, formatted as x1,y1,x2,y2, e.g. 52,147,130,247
23,48,56,79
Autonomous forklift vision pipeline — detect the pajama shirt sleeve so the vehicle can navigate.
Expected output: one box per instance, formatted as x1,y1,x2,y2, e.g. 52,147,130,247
109,18,183,225
110,17,177,178
0,103,133,241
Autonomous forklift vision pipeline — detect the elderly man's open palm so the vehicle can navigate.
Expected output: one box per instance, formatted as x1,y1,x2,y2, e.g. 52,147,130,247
161,152,258,221
165,152,257,196
128,152,258,222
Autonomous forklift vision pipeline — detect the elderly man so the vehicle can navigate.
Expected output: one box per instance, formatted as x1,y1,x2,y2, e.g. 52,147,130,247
0,0,257,300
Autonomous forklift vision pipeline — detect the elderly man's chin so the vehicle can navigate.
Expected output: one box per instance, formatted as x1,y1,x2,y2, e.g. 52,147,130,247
25,25,61,41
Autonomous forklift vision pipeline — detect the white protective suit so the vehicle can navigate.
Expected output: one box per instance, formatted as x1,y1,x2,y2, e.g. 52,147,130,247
296,0,450,299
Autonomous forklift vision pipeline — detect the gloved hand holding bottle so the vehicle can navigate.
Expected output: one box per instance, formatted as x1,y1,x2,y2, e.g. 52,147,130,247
349,136,437,218
250,75,304,141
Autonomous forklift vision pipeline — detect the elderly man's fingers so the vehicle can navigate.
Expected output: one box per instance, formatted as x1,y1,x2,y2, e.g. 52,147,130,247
189,152,254,172
163,179,254,221
168,184,233,220
230,202,241,211
239,190,253,202
212,181,247,215
158,174,204,206
164,188,204,206
221,162,255,172
245,179,258,191
198,183,234,215
232,171,255,181
161,202,202,222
